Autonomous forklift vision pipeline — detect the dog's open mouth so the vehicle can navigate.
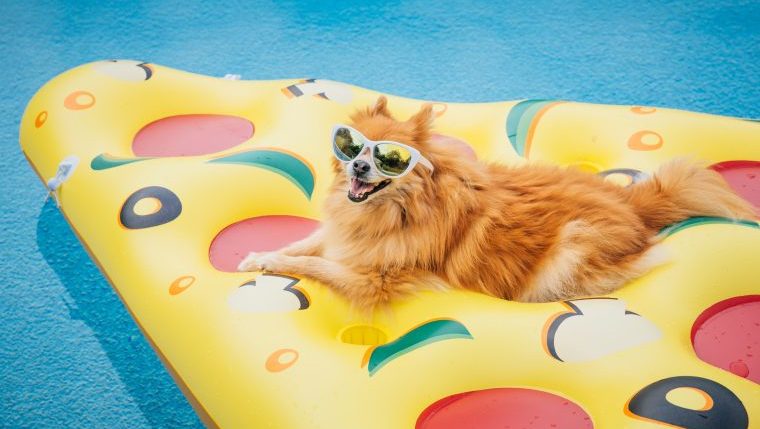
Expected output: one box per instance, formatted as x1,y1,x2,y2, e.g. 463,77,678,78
348,177,391,202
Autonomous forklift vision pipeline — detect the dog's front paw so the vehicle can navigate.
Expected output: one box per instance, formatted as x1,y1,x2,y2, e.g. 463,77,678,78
257,252,292,273
237,252,290,273
237,252,263,272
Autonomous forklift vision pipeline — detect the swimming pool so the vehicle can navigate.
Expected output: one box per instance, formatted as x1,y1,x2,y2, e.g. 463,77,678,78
2,1,758,427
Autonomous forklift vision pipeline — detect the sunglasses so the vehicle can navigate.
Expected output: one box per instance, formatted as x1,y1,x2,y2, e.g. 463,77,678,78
331,125,434,178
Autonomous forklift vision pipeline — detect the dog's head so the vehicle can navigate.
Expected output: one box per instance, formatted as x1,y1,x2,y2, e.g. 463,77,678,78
331,96,437,207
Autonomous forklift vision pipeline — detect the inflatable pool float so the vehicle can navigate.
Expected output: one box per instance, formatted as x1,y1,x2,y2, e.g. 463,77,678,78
20,60,760,428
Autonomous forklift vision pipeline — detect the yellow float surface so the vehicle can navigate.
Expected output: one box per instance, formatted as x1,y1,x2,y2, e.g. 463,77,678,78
20,61,760,428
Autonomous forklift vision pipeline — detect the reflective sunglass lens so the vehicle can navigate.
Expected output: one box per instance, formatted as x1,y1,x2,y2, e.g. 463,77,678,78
333,128,364,161
373,143,412,176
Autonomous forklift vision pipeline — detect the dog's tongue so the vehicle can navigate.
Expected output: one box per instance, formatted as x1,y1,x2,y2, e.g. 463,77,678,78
350,177,375,194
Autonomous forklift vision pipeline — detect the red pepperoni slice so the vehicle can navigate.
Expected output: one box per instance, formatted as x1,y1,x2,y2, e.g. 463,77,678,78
416,388,593,429
711,161,760,212
133,114,253,157
692,295,760,384
430,134,477,161
209,215,319,272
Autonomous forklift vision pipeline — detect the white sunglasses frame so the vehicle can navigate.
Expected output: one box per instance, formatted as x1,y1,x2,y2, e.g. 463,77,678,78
331,124,434,178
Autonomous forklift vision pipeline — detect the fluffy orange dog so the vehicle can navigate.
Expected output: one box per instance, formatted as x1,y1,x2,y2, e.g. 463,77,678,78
238,97,755,310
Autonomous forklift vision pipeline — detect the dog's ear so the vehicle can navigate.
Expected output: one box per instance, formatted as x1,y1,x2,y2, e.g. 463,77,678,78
370,95,392,118
407,103,434,143
351,96,393,122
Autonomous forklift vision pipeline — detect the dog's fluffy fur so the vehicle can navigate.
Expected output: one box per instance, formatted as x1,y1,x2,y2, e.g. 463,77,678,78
239,97,756,311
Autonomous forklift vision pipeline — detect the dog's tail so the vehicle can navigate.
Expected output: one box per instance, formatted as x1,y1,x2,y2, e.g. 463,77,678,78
624,158,756,231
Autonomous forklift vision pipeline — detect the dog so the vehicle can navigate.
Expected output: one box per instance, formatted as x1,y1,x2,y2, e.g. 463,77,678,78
238,96,756,311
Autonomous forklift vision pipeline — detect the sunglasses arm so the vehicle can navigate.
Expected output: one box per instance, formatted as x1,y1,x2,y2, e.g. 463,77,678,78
418,155,435,173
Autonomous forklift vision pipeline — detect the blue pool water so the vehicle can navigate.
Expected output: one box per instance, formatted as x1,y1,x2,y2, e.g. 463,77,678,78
1,1,758,427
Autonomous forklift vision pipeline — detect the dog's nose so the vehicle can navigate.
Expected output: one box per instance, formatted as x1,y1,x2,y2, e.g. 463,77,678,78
353,160,371,174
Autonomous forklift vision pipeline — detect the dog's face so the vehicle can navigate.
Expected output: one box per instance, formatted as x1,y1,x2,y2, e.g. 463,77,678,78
342,144,393,203
333,96,435,207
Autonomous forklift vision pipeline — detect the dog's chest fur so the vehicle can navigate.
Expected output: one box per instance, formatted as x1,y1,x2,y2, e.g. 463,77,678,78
321,222,436,270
